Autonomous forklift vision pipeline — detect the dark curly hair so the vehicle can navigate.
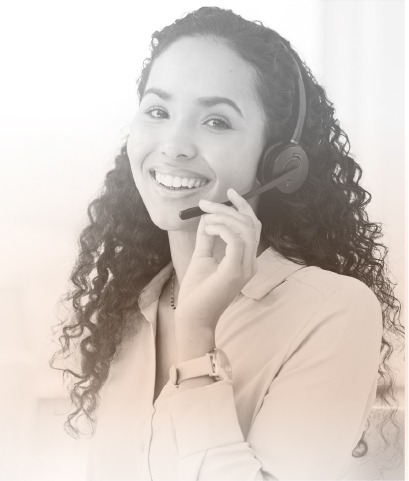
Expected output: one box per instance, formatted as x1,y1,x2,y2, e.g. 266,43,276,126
51,7,403,457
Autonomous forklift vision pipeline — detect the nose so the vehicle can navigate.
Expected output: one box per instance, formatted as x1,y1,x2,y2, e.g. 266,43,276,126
159,123,197,160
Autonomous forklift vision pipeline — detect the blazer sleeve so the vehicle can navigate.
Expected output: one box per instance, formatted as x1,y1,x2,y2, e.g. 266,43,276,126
161,282,383,480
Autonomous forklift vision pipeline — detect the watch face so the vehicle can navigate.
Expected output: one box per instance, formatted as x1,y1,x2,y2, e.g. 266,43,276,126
213,349,233,381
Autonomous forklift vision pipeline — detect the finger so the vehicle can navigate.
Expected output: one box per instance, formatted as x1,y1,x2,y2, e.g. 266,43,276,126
226,188,256,215
204,224,244,276
199,199,255,227
193,215,216,258
204,214,257,245
226,189,262,237
204,214,257,275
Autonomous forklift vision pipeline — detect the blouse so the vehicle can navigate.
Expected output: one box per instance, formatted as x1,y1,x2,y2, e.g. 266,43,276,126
87,247,382,481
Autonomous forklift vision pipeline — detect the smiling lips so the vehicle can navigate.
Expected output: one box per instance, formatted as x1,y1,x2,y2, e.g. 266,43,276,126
152,169,209,190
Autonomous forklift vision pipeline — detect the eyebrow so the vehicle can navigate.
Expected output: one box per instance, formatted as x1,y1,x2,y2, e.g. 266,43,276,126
142,88,243,117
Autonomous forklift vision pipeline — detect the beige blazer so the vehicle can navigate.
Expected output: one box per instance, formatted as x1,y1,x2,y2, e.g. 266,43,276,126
88,248,382,480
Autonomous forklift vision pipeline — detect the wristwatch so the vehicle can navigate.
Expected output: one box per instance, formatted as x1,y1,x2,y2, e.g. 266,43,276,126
169,349,233,386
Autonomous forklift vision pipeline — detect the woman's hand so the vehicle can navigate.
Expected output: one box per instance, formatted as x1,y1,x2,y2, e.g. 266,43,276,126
175,188,262,362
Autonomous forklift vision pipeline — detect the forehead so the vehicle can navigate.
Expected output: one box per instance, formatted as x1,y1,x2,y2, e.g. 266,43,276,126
145,36,259,104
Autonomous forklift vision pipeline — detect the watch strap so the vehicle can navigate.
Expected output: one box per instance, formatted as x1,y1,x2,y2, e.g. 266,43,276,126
170,354,215,385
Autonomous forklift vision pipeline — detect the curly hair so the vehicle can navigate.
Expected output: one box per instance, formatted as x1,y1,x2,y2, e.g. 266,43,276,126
51,7,403,456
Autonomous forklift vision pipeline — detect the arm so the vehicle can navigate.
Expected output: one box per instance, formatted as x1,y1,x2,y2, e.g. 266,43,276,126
159,282,382,480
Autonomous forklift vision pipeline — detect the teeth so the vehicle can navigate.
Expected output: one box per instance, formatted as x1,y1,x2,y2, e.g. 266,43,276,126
153,171,207,189
173,177,182,188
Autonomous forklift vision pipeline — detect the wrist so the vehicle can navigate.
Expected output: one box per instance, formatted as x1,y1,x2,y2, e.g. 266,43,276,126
175,324,215,363
170,349,233,388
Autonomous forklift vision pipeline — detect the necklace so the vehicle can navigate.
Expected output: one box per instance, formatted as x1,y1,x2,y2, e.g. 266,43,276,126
170,269,177,310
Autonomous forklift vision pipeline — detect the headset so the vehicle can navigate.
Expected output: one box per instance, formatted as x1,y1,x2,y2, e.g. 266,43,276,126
179,44,309,220
256,44,309,192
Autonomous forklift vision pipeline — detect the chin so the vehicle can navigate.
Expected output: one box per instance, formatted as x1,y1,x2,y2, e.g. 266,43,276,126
149,209,200,232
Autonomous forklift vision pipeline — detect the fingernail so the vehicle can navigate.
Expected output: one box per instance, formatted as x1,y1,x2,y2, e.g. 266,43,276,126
228,188,238,195
199,199,211,206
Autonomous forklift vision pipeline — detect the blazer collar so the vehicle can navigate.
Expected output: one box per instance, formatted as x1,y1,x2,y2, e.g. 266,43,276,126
241,248,306,300
138,248,306,309
139,262,174,309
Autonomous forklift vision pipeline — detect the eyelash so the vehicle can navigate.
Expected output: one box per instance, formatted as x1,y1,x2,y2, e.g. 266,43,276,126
204,116,231,130
144,107,232,130
145,107,169,119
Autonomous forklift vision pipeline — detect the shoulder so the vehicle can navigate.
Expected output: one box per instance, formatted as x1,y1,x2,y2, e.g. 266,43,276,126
290,264,380,306
251,261,383,343
242,249,382,333
271,266,383,344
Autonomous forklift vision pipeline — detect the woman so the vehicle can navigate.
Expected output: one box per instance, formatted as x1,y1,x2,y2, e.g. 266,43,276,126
53,7,402,480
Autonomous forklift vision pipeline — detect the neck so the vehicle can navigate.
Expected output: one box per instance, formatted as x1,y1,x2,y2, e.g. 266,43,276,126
168,230,195,283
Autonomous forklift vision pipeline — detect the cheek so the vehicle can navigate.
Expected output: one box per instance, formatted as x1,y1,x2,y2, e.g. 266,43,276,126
127,127,154,177
209,140,262,189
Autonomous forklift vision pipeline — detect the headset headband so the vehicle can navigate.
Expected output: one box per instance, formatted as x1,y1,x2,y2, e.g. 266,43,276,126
280,42,306,145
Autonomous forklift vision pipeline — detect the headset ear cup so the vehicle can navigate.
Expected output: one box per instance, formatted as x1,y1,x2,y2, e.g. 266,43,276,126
257,142,283,185
257,144,309,193
274,145,308,193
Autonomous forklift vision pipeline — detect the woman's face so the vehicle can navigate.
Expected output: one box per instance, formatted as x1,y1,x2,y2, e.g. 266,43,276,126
127,36,266,231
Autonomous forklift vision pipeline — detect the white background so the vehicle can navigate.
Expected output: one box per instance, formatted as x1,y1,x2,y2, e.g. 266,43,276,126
0,0,405,479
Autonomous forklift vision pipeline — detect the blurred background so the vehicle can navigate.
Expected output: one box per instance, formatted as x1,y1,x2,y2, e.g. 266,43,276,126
0,0,405,479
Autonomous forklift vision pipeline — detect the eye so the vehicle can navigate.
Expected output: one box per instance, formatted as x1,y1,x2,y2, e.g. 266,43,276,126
145,107,169,119
204,116,231,130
